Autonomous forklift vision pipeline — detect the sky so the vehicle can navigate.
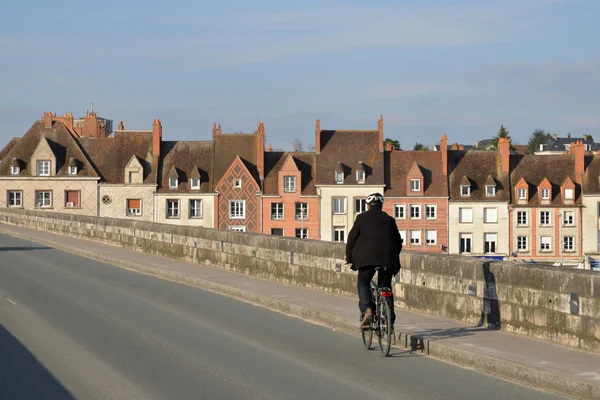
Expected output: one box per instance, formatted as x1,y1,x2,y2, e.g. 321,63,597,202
1,0,599,150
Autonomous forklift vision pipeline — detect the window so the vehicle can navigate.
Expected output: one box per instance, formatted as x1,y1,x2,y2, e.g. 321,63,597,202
191,178,201,190
333,198,345,214
35,191,52,208
517,211,528,226
398,230,406,245
229,200,245,219
484,233,497,254
335,170,344,184
230,226,246,232
425,230,437,245
410,230,421,245
11,166,19,176
459,208,473,223
410,179,421,192
540,236,551,252
128,171,138,184
486,185,496,197
271,228,284,236
189,199,202,218
425,204,437,220
233,179,242,188
68,166,77,175
518,189,527,200
356,170,365,184
295,228,308,239
64,190,80,207
127,199,142,216
461,185,470,197
333,227,345,242
517,236,528,251
564,188,574,201
8,191,22,207
540,211,551,226
410,204,421,219
541,188,550,200
394,204,405,219
563,211,574,226
483,208,497,223
284,176,296,193
169,178,178,188
167,200,179,218
355,198,367,214
271,202,284,220
459,233,472,254
295,202,308,220
37,160,50,176
563,236,574,252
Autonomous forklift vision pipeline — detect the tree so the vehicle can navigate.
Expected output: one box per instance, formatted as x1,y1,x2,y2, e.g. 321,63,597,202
413,142,430,151
584,134,594,141
292,138,304,152
308,145,316,152
384,138,401,150
567,132,571,138
491,125,516,151
526,129,551,154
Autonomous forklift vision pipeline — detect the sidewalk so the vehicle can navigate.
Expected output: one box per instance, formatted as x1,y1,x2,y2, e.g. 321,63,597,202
2,223,599,400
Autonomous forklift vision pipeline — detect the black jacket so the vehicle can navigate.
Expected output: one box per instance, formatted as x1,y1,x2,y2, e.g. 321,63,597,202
345,205,402,274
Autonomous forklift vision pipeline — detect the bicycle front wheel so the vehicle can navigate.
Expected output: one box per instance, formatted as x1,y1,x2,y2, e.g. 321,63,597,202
378,299,392,357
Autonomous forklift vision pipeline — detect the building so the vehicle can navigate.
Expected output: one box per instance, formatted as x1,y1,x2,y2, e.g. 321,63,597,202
582,155,600,267
536,134,598,154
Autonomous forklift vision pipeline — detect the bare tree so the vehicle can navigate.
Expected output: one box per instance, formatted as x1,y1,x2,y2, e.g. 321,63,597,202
308,145,316,152
293,138,304,152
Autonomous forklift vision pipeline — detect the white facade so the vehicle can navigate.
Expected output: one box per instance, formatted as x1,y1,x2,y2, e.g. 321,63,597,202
154,193,216,227
582,196,600,255
99,185,156,221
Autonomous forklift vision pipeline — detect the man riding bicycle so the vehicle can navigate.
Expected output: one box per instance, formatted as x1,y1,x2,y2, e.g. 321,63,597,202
345,192,402,329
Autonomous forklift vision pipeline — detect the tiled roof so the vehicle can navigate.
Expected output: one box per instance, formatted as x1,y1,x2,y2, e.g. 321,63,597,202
0,121,98,177
263,152,317,195
510,154,580,204
0,138,20,162
583,156,600,194
157,141,214,193
543,138,599,152
385,151,447,197
315,130,384,186
79,131,157,184
448,150,510,201
214,134,258,186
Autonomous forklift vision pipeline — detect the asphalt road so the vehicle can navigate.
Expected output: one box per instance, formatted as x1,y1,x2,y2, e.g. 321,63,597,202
0,233,565,400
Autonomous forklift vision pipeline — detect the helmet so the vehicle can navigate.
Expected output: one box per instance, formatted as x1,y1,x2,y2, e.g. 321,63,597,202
365,192,384,205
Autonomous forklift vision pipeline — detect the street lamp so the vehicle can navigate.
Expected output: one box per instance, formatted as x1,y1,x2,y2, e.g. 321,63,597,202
557,211,563,266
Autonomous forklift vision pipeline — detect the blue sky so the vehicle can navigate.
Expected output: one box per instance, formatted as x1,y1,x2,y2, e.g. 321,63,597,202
1,0,598,150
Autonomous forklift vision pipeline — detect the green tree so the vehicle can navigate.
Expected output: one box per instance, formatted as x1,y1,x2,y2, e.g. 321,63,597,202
584,134,594,141
413,142,430,151
384,138,401,150
491,125,516,151
526,129,551,154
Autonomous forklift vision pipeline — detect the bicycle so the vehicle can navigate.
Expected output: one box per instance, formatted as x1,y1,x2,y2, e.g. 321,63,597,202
361,266,394,357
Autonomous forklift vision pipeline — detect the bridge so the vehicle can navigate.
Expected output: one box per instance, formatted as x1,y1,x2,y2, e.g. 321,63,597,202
0,208,599,399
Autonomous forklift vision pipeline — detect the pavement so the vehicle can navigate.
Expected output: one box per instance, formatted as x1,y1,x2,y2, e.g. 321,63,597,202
1,223,599,399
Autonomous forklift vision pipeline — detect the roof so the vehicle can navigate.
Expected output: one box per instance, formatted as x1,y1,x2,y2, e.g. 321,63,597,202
510,154,580,205
79,131,157,184
0,138,20,162
543,138,599,152
385,150,447,197
448,150,510,201
583,156,600,194
263,152,317,195
214,133,258,185
315,130,384,186
157,141,214,193
0,121,98,177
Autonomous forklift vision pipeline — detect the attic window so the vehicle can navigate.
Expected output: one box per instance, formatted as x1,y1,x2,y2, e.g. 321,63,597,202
11,166,19,176
335,170,344,184
356,170,365,184
460,185,470,197
518,189,527,200
486,185,496,197
37,160,50,176
541,188,550,200
233,179,242,188
191,178,201,190
410,179,421,192
169,178,178,188
68,166,77,175
564,188,574,201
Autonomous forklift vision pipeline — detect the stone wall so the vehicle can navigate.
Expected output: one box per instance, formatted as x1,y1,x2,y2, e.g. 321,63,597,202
0,207,598,353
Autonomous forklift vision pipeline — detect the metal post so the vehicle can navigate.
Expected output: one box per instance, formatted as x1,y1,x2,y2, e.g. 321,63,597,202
558,211,563,266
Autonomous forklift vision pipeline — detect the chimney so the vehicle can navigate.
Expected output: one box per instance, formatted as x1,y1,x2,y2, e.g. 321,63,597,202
385,142,393,151
42,112,53,130
83,111,99,137
440,134,448,175
378,115,384,152
152,118,162,157
267,145,273,152
315,119,321,154
212,123,222,139
569,140,585,183
458,144,465,150
54,112,74,132
498,137,510,173
257,122,265,181
118,121,124,131
451,142,459,150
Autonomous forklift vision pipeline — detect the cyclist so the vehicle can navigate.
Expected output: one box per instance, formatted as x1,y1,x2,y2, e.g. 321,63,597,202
345,192,402,329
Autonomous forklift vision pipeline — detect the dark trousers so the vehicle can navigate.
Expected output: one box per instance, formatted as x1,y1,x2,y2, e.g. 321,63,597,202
357,266,396,323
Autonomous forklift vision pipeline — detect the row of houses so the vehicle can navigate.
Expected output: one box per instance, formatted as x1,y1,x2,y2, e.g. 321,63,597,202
2,111,600,268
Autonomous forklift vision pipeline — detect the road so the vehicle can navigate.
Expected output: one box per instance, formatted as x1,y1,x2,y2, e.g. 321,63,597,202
0,233,564,400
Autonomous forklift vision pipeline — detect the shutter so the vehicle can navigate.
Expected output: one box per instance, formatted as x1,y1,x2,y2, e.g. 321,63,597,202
128,199,141,209
67,191,79,205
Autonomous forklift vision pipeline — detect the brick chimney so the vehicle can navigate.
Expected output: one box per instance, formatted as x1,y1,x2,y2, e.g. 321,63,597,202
152,118,162,157
569,140,585,183
440,134,448,176
451,142,459,150
498,137,510,173
267,145,273,152
53,112,74,132
42,112,53,130
212,123,221,139
83,110,100,137
118,121,124,131
378,115,384,152
458,144,465,150
385,142,393,151
315,119,321,154
257,122,265,181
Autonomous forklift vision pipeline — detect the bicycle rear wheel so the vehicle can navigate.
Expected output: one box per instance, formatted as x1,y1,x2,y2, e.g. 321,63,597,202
377,299,392,357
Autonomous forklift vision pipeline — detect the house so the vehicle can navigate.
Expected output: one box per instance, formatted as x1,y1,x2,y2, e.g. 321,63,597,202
315,116,385,242
508,141,585,265
383,134,449,252
582,154,600,266
262,149,318,238
536,135,598,154
448,138,511,257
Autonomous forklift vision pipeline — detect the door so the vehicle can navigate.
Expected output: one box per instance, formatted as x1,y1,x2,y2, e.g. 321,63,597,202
460,233,472,254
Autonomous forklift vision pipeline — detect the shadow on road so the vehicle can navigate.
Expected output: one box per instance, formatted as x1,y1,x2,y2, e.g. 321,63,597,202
0,246,53,252
0,324,75,400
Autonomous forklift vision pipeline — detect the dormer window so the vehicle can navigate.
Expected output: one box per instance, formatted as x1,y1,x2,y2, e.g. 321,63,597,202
68,166,77,175
410,179,421,192
169,178,178,188
518,188,527,200
284,176,296,192
11,165,19,176
541,188,550,200
37,160,50,176
461,185,470,197
486,185,496,197
335,170,344,184
356,170,365,184
191,178,201,190
564,188,574,201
